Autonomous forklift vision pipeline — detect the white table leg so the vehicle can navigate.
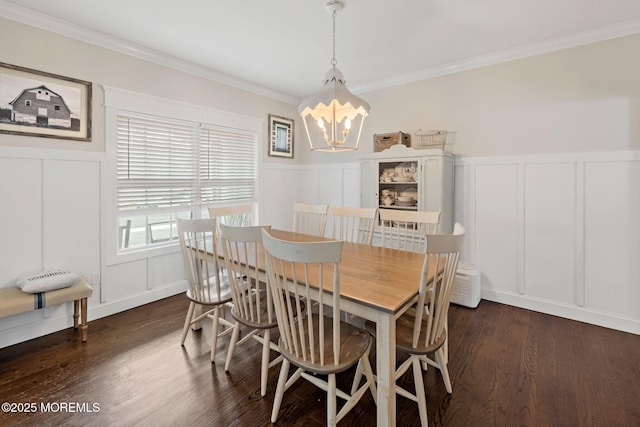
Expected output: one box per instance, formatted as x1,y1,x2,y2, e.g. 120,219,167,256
376,311,396,427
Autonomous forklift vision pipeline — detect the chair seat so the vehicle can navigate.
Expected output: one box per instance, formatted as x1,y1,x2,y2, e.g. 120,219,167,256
230,289,278,329
396,306,446,354
279,314,372,375
364,306,446,355
186,275,232,305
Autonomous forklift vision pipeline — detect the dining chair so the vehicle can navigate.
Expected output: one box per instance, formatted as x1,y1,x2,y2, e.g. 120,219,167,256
292,202,329,237
177,217,235,362
208,204,253,229
328,205,378,322
378,209,449,363
378,209,441,252
261,229,377,426
329,206,378,245
219,224,282,397
208,204,253,297
357,223,465,427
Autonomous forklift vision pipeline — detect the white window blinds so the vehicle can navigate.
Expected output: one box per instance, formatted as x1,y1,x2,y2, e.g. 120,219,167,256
117,112,257,213
199,127,258,204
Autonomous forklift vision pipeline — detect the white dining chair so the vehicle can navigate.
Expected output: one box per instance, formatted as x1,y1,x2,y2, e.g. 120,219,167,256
378,209,441,252
329,206,378,245
177,217,235,362
356,223,465,427
262,229,377,426
208,204,253,229
219,224,283,397
292,202,329,237
379,208,452,363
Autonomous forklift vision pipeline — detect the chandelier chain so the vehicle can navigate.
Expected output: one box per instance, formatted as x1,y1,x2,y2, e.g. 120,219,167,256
331,9,337,66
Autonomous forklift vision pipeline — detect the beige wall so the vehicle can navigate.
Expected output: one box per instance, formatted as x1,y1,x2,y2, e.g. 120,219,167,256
4,16,638,163
300,33,640,163
0,17,299,164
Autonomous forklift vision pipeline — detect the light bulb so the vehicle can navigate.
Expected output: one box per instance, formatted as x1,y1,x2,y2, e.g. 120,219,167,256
317,118,325,129
345,118,351,130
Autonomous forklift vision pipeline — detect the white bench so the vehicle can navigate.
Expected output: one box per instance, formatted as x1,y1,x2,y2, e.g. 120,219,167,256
0,279,93,342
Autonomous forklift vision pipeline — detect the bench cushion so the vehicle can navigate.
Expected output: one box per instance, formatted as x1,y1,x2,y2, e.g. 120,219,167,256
17,269,80,293
0,279,92,318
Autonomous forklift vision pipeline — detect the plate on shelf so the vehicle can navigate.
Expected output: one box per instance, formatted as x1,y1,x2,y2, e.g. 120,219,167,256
399,190,418,199
396,200,417,207
396,196,414,202
392,176,414,183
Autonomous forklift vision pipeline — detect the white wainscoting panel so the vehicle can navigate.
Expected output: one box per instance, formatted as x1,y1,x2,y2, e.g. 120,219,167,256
104,259,149,301
44,159,101,280
0,157,43,285
341,166,362,208
0,149,110,348
474,164,521,295
457,151,640,334
295,168,322,204
524,163,576,305
584,161,640,319
149,252,185,290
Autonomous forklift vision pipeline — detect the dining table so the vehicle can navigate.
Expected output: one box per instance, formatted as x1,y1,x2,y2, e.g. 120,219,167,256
209,228,432,427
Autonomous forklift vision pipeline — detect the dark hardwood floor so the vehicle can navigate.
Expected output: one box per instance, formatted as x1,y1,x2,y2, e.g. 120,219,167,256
2,296,639,426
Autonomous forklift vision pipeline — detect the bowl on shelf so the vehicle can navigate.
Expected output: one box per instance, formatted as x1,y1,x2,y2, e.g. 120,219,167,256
392,176,414,183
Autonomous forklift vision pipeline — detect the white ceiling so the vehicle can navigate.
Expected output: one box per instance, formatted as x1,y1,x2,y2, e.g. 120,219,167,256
2,0,640,103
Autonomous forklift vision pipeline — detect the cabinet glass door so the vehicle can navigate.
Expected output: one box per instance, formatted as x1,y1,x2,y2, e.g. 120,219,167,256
377,160,419,210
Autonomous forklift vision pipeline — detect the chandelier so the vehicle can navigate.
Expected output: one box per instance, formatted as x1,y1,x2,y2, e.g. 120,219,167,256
298,0,370,152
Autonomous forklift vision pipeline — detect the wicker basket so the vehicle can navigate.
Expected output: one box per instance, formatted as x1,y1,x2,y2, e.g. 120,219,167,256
414,130,448,150
374,131,411,152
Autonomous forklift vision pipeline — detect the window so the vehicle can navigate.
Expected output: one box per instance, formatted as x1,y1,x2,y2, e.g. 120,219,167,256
116,111,258,250
25,100,31,106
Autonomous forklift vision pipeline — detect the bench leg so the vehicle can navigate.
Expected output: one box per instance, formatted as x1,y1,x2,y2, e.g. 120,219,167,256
73,300,80,328
81,298,88,342
73,298,89,342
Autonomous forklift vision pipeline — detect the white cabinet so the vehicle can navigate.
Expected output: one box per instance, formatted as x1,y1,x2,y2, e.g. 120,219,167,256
360,144,454,233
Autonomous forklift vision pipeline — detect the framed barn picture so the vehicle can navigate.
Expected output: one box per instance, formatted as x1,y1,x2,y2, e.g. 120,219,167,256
268,114,294,158
0,62,92,141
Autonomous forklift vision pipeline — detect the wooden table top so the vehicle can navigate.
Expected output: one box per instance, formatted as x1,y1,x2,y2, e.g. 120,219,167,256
265,229,428,315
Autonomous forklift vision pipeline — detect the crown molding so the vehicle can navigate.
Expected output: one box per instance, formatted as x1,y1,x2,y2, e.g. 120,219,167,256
2,1,639,101
0,1,299,105
352,18,640,94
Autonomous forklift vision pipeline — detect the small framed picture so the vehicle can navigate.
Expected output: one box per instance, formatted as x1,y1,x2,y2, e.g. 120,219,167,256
0,62,92,141
268,114,294,158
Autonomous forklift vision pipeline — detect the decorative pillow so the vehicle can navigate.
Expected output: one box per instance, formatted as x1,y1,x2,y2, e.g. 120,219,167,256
16,270,79,293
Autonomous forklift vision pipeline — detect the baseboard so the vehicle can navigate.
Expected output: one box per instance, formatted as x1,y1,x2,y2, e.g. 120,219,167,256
481,288,640,335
